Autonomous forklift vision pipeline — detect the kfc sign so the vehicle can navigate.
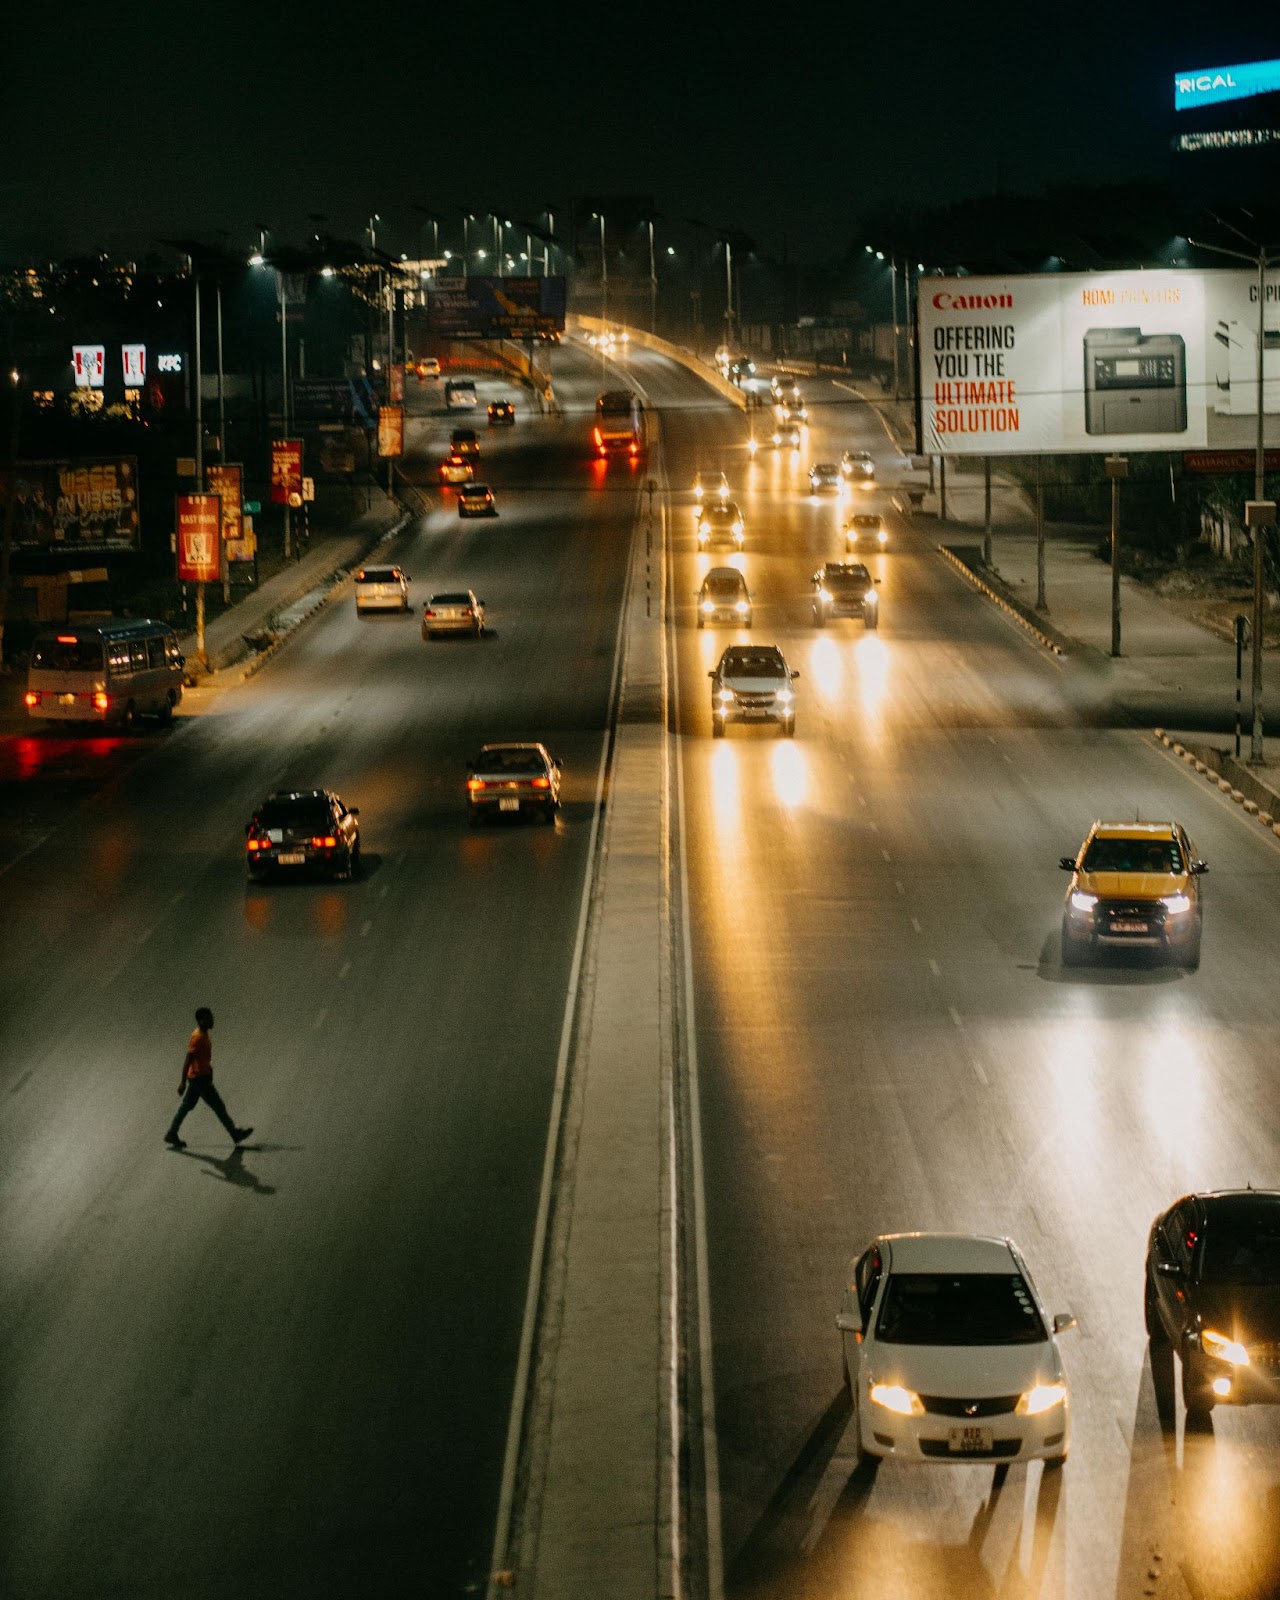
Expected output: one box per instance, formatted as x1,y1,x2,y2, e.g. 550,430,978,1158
122,344,146,388
156,353,184,374
176,493,222,582
73,345,105,389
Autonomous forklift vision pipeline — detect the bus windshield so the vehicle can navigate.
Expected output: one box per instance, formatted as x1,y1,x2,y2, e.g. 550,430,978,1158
31,637,105,672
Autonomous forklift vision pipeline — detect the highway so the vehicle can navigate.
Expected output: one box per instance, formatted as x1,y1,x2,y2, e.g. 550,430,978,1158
645,353,1280,1600
0,346,640,1597
4,332,1280,1600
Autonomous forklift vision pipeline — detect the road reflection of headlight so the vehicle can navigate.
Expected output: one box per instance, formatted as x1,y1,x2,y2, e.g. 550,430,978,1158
770,743,807,809
808,636,842,698
710,744,740,835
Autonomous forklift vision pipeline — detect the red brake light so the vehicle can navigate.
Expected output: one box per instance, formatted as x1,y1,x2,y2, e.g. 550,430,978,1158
531,776,550,789
24,691,39,707
467,778,485,792
423,609,435,618
93,692,110,711
56,634,77,643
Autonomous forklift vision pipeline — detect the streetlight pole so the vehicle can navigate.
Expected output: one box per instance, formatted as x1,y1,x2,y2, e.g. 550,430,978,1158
723,237,733,346
890,256,901,400
593,212,607,323
1189,229,1277,761
191,257,206,662
1105,455,1129,657
647,219,657,335
463,214,473,278
1,367,21,669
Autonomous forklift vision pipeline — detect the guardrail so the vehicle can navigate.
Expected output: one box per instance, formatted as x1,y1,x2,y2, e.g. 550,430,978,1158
569,315,747,411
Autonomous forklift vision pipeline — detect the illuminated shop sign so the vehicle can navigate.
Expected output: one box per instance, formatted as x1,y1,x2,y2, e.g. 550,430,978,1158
72,345,105,388
1174,58,1280,111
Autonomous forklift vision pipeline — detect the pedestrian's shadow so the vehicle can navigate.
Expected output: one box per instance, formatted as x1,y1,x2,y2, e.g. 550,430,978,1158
181,1145,281,1196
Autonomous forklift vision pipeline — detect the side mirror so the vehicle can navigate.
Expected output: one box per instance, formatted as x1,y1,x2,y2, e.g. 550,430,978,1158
1155,1259,1183,1279
479,599,487,607
790,670,801,680
1059,857,1077,871
835,1311,861,1334
707,670,716,679
349,807,360,817
1052,1312,1078,1335
176,654,186,668
1192,860,1208,875
875,577,883,584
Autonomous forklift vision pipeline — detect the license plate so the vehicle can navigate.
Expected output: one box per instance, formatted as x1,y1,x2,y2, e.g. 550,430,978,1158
948,1426,993,1454
59,693,76,707
277,851,305,865
499,798,519,812
1112,920,1148,933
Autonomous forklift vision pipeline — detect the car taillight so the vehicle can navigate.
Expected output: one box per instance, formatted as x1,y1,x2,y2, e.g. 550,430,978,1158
630,442,638,454
93,691,110,711
24,691,39,707
531,776,550,789
423,609,436,618
467,778,486,791
310,835,337,848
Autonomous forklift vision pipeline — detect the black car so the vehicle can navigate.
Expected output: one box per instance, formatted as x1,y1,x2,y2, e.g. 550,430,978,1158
812,562,880,628
245,790,361,880
487,400,515,425
1145,1189,1280,1415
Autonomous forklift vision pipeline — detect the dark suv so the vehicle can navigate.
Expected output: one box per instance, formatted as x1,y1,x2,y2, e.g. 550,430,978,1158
1145,1189,1280,1416
245,790,361,880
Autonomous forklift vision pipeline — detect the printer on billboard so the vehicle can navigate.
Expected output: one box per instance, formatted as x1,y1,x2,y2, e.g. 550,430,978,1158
1083,328,1187,436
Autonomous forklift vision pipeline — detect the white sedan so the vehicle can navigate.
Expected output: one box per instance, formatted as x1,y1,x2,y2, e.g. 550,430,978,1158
837,1233,1076,1467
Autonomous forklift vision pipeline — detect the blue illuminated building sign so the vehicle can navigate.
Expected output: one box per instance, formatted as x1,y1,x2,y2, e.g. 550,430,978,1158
1174,59,1280,111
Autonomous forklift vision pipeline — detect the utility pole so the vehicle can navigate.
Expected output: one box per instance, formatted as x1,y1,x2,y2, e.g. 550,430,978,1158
1105,455,1129,657
280,266,290,560
0,368,20,669
216,275,229,602
723,237,733,345
193,261,206,664
983,456,993,567
1035,456,1047,611
647,219,657,336
890,256,900,401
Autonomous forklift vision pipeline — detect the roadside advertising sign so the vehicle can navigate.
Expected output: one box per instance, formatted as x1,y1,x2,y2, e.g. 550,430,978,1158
427,276,567,340
72,345,105,388
121,344,146,388
917,268,1280,457
270,438,303,504
176,494,222,581
1184,450,1280,474
378,405,404,458
302,476,315,502
292,377,355,419
1174,58,1280,111
390,364,405,403
0,457,140,552
206,463,244,553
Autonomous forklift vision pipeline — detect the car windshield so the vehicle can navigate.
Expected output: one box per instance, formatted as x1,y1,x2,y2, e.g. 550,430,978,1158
876,1273,1046,1346
31,637,105,671
705,506,734,522
259,797,331,827
724,651,784,678
431,593,473,606
465,484,491,495
1200,1211,1280,1285
705,576,744,595
851,516,882,528
358,569,398,584
1082,837,1183,873
815,464,837,475
475,749,545,775
826,568,871,589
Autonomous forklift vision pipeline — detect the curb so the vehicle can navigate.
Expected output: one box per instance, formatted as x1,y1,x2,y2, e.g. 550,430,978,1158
1153,727,1280,837
234,511,411,684
935,544,1066,656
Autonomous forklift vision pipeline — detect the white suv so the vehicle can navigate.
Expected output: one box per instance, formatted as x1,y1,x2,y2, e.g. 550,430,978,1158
354,566,410,614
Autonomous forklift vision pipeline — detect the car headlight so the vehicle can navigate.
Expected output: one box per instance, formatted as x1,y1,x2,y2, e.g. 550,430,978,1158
732,521,743,536
1161,893,1193,915
847,531,858,543
869,1383,924,1417
776,687,795,704
717,688,734,705
1016,1382,1068,1416
818,588,832,603
1070,890,1098,912
877,530,888,545
864,589,879,607
1201,1329,1250,1366
735,600,748,613
699,522,710,536
701,599,715,613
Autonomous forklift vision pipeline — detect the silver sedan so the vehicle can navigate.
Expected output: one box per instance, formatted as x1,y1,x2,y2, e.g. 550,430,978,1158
422,591,486,639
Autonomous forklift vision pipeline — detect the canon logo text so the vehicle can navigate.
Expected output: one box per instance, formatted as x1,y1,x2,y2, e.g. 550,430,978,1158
932,292,1014,311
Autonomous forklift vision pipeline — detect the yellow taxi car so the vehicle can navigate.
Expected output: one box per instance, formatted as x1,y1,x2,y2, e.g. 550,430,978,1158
1059,821,1207,969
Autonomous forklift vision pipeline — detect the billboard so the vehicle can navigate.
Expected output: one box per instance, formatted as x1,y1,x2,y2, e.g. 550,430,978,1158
206,463,244,556
1,458,140,551
917,269,1280,457
176,494,221,582
72,346,105,388
428,276,567,340
270,439,303,504
292,377,356,420
1174,59,1280,111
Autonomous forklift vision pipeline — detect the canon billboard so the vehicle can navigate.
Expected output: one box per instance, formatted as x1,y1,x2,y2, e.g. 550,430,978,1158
917,269,1280,457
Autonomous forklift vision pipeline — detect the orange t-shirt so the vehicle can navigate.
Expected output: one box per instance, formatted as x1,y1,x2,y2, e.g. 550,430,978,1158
184,1029,212,1081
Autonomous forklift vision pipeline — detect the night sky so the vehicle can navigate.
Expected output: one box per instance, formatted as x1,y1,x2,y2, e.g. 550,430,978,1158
6,0,1279,264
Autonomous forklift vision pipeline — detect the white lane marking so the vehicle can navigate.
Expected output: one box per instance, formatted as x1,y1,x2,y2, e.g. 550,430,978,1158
881,848,891,862
948,1005,963,1029
360,920,372,938
338,961,351,980
972,1057,989,1085
379,884,389,899
486,494,639,1600
858,795,868,807
869,820,879,833
170,891,185,906
929,958,941,976
895,880,905,895
911,917,922,934
671,568,726,1600
313,1008,327,1030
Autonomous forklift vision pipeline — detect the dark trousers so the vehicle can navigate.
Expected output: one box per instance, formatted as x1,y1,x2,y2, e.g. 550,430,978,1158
167,1077,237,1141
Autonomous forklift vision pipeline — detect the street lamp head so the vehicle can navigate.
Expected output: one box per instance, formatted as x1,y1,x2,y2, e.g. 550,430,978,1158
320,266,336,278
248,252,266,267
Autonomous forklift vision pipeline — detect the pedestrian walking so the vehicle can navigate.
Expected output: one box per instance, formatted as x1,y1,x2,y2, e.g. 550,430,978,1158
164,1007,253,1150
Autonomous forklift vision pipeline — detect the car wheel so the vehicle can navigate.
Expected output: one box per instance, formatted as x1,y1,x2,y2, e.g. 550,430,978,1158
121,700,137,732
782,718,796,738
1043,1450,1069,1469
864,609,879,631
712,718,725,739
1061,923,1087,966
1143,1275,1166,1341
696,614,704,630
156,693,174,725
1181,929,1202,970
542,803,556,825
1181,1344,1215,1416
350,840,362,878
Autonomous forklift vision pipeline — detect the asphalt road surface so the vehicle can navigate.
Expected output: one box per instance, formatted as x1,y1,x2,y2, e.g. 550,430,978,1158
650,356,1280,1600
0,346,641,1598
